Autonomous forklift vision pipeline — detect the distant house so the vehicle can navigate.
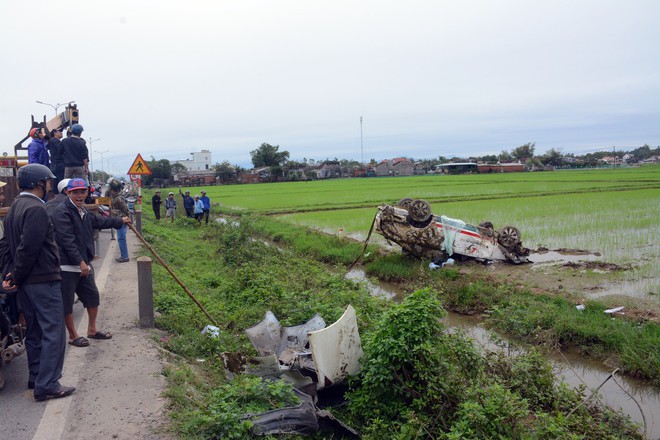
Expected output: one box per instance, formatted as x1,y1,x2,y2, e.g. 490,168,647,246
172,150,212,172
477,163,525,173
375,157,414,176
435,162,478,174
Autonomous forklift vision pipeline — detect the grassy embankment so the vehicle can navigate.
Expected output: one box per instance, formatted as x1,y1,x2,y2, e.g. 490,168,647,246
140,217,645,438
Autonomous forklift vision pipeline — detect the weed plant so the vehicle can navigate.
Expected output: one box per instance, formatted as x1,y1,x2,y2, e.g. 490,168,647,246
345,289,643,439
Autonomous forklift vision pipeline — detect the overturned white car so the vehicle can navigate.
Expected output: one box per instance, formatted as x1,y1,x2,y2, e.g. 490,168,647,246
375,198,530,264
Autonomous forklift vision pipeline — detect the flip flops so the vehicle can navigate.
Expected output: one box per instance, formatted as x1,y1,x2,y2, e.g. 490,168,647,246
69,336,90,347
87,331,113,340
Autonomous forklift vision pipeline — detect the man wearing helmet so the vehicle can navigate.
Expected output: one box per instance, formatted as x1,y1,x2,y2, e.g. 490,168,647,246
27,127,50,167
0,164,76,401
61,124,89,179
108,178,131,262
164,191,176,223
178,188,195,218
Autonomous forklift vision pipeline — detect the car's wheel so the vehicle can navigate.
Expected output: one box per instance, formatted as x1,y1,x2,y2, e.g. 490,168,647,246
396,198,413,209
498,225,521,249
409,199,432,223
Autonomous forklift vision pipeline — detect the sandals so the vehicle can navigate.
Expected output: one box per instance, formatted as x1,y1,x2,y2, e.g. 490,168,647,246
69,336,90,347
87,331,112,340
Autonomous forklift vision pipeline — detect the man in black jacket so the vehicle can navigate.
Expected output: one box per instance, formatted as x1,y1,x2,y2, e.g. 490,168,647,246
151,190,162,220
51,178,130,347
61,124,89,179
0,164,75,401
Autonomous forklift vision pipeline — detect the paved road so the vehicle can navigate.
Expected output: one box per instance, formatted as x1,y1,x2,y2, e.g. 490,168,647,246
0,228,171,439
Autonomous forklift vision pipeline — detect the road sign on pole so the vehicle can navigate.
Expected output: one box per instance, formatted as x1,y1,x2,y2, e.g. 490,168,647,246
127,154,152,175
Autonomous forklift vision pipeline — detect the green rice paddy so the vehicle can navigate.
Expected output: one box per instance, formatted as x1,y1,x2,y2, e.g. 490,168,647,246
172,165,660,298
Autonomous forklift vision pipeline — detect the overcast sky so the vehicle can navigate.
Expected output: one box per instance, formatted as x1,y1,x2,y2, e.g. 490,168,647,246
1,0,658,176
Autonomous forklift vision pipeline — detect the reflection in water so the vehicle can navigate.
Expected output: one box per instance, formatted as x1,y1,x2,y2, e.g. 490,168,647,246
347,268,659,439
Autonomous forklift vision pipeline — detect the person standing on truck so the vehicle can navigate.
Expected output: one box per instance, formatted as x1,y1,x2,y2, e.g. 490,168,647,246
200,190,211,224
0,164,75,401
61,124,89,179
179,188,195,218
27,128,50,168
47,128,65,192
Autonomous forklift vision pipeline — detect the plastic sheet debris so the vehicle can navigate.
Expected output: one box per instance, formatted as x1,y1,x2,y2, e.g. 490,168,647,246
201,324,220,338
604,306,625,314
429,262,441,270
575,304,586,311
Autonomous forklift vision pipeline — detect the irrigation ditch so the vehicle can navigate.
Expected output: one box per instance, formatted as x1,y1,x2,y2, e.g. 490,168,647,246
344,266,660,438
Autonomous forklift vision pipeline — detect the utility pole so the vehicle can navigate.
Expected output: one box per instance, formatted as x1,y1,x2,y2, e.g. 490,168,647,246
360,116,364,165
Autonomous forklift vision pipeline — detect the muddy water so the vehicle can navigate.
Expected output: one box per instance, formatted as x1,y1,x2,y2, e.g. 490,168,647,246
346,268,660,438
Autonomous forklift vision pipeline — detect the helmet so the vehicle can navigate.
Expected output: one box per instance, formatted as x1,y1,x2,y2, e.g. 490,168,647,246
108,178,122,192
29,127,42,139
201,190,206,194
168,192,174,195
57,178,72,193
17,164,55,189
67,178,88,192
71,124,84,135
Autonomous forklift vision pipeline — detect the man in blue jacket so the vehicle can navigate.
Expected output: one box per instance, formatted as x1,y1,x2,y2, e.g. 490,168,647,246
51,178,130,347
27,127,50,167
179,188,194,218
200,190,211,224
0,164,75,401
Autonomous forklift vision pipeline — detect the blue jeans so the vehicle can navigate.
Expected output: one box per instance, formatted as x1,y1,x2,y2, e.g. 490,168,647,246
18,281,67,395
117,224,129,259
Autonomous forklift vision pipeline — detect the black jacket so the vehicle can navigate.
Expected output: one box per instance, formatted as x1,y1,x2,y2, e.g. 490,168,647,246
48,137,64,163
51,198,124,266
0,194,61,285
61,136,88,167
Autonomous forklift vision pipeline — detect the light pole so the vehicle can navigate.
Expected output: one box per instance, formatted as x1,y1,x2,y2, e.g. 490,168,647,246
35,100,72,116
95,150,109,180
88,138,101,182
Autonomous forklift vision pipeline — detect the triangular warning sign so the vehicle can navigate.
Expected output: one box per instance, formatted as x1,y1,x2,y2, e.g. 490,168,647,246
127,153,152,175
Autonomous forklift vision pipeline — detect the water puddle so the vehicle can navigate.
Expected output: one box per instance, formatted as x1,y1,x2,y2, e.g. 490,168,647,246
345,268,660,438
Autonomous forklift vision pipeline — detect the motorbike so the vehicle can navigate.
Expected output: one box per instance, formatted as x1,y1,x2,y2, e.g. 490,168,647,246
0,288,25,390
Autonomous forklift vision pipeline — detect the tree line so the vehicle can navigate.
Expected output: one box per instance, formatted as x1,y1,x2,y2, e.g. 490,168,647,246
141,142,659,185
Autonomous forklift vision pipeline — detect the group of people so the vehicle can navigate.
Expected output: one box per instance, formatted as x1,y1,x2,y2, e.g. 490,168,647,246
151,188,211,223
0,164,131,402
27,123,90,193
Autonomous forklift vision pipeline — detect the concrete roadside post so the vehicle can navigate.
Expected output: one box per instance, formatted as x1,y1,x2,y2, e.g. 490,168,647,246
137,256,154,327
136,209,142,234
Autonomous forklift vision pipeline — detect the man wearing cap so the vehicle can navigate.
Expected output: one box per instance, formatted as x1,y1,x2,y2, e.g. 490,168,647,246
200,190,211,224
193,195,204,222
48,128,65,192
51,178,131,347
179,188,194,218
164,192,176,223
151,190,162,220
45,178,72,216
61,124,89,179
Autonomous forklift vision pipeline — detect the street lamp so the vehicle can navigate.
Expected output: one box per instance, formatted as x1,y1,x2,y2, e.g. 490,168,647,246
35,100,74,116
88,138,101,182
95,150,109,180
